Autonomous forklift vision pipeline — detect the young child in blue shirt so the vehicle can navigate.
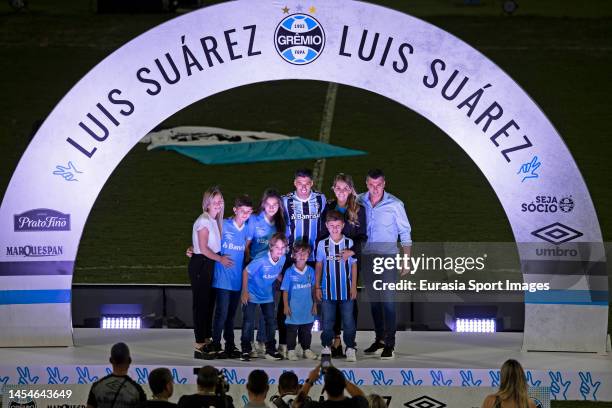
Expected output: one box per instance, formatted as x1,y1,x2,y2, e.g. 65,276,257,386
281,241,318,361
315,210,358,362
205,195,253,358
240,232,288,361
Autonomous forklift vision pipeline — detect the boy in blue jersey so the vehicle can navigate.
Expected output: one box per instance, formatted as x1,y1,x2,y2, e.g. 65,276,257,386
240,232,288,361
315,210,358,362
205,195,253,359
281,241,318,361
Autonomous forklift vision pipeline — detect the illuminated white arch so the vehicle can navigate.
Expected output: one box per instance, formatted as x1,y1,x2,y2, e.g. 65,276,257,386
0,0,607,351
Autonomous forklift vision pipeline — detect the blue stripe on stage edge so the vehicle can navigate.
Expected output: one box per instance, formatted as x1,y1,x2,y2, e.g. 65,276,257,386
525,290,609,306
0,289,71,305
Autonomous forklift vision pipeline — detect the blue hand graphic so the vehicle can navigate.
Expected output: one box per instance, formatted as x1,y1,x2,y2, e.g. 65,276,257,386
46,367,69,384
241,395,249,405
525,371,542,387
342,370,364,386
371,370,393,386
171,369,187,384
430,370,452,386
489,370,501,387
460,370,482,387
578,372,601,401
223,369,246,384
76,367,98,384
400,370,423,386
17,367,39,384
105,368,113,375
548,371,571,400
135,368,149,385
0,376,10,385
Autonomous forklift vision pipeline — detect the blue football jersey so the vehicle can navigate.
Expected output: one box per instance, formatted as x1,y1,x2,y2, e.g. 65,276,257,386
247,212,277,259
281,264,316,325
316,236,356,301
282,191,326,261
212,218,249,291
246,252,286,303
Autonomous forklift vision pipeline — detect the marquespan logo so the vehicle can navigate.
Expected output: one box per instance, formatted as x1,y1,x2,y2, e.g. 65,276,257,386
274,14,325,65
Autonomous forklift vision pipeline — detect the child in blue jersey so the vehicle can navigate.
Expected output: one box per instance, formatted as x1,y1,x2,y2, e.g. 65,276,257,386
246,189,286,356
315,210,358,362
281,241,318,361
205,195,253,359
240,232,288,361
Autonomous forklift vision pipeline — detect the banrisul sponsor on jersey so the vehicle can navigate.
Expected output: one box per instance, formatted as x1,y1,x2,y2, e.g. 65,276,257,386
6,245,64,257
275,14,325,65
14,209,71,232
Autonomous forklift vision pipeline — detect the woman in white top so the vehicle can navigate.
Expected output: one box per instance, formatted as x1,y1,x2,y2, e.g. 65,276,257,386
189,186,233,357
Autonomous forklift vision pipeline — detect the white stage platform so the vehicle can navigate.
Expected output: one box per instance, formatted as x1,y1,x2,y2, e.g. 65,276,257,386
0,329,610,401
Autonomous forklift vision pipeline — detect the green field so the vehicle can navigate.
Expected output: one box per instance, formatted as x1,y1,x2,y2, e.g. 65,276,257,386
1,0,610,281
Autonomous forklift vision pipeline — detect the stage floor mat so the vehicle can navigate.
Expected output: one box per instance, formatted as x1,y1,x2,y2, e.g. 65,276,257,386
1,329,610,401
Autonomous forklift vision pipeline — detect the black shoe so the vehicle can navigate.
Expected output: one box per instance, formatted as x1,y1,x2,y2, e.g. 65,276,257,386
364,341,385,355
380,346,395,360
331,344,345,358
225,345,241,359
202,342,221,354
240,352,251,361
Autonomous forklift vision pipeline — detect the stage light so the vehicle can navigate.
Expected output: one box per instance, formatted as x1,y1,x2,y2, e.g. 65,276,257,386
101,315,142,330
311,319,321,332
455,318,496,333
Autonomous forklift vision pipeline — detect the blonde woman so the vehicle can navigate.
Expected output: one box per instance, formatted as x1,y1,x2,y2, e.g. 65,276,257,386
189,186,232,357
319,173,367,357
481,360,537,408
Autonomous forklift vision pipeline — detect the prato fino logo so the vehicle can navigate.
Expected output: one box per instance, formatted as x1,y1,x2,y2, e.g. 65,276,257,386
274,14,325,65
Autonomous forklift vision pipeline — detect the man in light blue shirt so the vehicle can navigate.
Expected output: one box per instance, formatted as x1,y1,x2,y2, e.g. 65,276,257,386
358,169,412,360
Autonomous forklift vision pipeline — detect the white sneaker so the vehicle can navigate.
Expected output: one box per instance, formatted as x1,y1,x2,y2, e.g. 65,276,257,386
321,346,331,356
287,350,299,361
295,343,303,356
279,344,288,359
250,343,258,358
345,347,357,362
303,349,318,360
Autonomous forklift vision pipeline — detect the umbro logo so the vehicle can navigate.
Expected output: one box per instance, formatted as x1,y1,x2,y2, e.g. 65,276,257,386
404,396,446,408
531,222,583,244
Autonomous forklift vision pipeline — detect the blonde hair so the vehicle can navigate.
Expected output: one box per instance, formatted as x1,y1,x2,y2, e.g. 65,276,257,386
496,359,530,408
367,394,387,408
332,173,360,226
202,186,224,233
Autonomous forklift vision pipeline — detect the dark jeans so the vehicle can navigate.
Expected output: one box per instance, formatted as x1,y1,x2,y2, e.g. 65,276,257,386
286,323,313,350
321,299,356,348
188,254,216,343
212,288,241,348
333,301,359,337
256,313,266,343
241,302,276,354
367,267,397,348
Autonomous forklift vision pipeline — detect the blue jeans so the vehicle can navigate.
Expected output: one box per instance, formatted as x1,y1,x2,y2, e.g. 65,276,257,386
321,299,356,348
212,288,241,347
241,302,276,353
